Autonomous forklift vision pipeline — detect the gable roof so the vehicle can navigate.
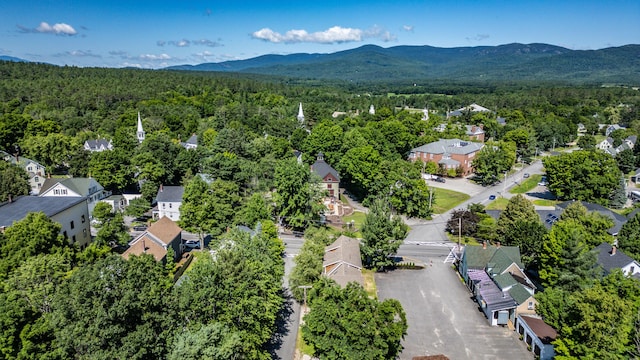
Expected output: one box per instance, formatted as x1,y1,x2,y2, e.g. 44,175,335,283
323,235,363,287
84,139,112,150
509,283,534,305
0,150,45,172
493,272,518,289
40,177,103,196
311,153,340,182
156,186,184,203
410,138,484,156
147,216,182,245
594,242,638,274
468,269,517,312
122,234,167,262
463,245,523,271
0,196,87,227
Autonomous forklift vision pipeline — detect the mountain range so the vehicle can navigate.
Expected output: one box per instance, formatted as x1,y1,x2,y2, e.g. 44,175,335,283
167,43,640,85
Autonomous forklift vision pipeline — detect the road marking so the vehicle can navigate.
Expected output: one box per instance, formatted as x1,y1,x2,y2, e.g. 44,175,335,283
405,241,456,247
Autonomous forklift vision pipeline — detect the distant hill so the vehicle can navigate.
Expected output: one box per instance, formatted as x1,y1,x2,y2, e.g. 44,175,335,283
0,55,29,63
166,43,640,84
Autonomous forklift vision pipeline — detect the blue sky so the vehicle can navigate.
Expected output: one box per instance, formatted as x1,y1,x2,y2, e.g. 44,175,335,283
1,0,638,68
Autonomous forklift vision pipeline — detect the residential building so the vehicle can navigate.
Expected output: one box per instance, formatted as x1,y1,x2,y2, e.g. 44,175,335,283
594,242,640,277
310,152,340,198
465,124,485,142
0,195,91,247
100,194,127,213
446,103,492,118
631,168,640,185
459,243,537,326
39,177,109,218
180,134,198,150
122,216,182,263
409,139,484,176
154,185,184,221
577,123,587,136
0,150,46,194
515,315,557,360
597,137,615,152
136,112,145,143
83,139,113,152
605,124,625,136
323,235,364,287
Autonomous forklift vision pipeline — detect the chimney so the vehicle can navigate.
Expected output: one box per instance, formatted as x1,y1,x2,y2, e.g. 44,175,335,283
159,184,163,192
611,245,617,256
482,241,487,249
496,241,500,249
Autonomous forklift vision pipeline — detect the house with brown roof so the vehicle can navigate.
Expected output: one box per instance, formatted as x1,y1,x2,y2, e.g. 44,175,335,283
323,235,364,287
122,216,182,263
409,139,484,176
515,315,557,360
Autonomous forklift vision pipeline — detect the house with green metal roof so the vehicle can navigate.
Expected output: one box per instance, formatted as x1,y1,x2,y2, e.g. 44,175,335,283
460,242,537,326
39,177,109,218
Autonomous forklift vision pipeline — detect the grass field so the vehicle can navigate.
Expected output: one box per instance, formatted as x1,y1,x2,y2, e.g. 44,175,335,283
532,199,559,207
485,197,510,210
432,187,471,214
510,174,543,194
341,211,366,237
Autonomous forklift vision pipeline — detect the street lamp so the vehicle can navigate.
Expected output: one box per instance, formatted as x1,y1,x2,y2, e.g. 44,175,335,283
298,285,312,313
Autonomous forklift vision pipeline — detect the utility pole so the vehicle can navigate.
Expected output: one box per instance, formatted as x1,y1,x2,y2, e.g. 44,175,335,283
503,170,507,195
552,137,556,152
458,217,462,250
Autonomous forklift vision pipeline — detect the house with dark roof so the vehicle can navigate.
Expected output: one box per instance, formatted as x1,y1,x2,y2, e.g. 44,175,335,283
153,185,184,221
409,139,484,176
459,243,536,326
323,235,364,287
39,177,109,218
83,139,113,152
0,150,47,194
465,124,485,142
0,195,91,248
515,315,557,360
594,242,640,277
180,134,198,150
122,216,182,263
310,152,340,198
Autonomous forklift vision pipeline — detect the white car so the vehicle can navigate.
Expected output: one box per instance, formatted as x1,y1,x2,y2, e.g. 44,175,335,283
184,240,201,249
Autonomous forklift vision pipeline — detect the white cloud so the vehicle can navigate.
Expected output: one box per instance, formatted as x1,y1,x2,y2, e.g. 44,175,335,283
157,38,222,48
252,25,396,44
65,50,100,58
139,53,171,61
35,22,77,35
402,25,414,32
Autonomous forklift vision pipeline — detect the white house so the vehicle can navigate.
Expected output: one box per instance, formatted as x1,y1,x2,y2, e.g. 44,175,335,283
154,185,184,221
1,150,47,195
83,139,113,152
595,242,640,277
0,195,92,248
180,134,198,150
39,177,109,218
515,315,557,360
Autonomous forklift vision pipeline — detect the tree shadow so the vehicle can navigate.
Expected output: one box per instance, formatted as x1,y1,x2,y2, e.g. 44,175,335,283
265,287,296,360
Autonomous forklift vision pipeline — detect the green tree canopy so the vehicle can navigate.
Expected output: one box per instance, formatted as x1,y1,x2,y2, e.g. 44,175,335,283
0,161,29,201
302,280,407,360
360,197,408,270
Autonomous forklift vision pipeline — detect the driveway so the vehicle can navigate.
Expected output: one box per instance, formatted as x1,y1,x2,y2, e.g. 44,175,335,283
376,263,531,360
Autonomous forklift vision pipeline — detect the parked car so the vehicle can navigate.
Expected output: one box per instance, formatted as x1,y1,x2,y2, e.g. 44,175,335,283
434,177,446,183
489,195,496,200
132,225,147,231
184,240,200,249
523,173,530,178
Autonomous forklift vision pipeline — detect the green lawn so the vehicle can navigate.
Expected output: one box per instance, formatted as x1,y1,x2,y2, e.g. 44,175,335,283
510,174,542,194
340,211,367,237
432,187,471,214
485,197,510,210
532,199,559,207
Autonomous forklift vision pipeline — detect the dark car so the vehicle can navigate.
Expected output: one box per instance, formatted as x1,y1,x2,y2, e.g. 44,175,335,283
132,225,147,231
434,177,446,183
489,195,496,200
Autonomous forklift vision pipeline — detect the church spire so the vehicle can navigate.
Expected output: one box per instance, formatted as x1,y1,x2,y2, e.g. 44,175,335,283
297,102,305,124
137,112,145,143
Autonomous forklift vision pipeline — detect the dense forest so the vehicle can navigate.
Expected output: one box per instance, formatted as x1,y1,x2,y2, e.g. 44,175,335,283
1,60,640,358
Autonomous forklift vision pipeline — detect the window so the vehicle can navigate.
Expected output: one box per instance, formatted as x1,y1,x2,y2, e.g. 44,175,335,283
169,203,172,208
54,189,60,195
34,176,39,182
63,231,68,239
28,166,32,171
327,184,332,189
162,203,166,209
72,235,76,243
631,266,635,274
81,215,86,223
62,189,67,195
70,220,74,229
528,301,534,310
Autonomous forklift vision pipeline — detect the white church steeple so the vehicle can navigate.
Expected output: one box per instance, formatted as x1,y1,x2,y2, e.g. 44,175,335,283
297,102,305,124
369,104,375,115
136,112,145,143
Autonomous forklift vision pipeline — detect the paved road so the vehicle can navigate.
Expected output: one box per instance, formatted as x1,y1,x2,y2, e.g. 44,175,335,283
272,241,301,360
376,262,532,360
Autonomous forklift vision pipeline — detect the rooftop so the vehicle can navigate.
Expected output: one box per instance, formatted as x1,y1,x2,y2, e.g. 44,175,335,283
311,152,340,182
594,242,638,274
323,235,363,287
519,315,558,344
156,186,184,203
0,196,87,227
410,138,484,156
147,216,182,245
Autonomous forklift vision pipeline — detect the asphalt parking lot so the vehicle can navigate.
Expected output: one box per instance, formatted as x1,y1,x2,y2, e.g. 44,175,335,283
376,262,532,360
